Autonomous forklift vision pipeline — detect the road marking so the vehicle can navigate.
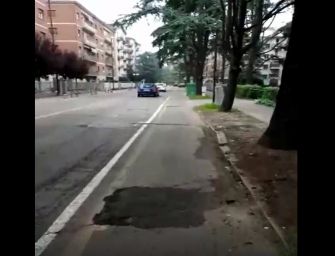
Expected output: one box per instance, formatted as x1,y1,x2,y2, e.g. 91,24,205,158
35,97,170,256
35,103,104,120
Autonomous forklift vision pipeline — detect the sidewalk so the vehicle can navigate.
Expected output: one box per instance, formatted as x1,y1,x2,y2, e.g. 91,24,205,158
234,98,273,124
203,92,274,124
195,106,297,252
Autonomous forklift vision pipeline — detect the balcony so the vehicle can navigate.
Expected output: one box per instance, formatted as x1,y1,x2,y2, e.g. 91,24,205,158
83,53,97,63
270,63,280,68
82,22,96,34
105,49,113,55
83,36,97,48
269,73,279,78
105,57,114,66
104,37,112,44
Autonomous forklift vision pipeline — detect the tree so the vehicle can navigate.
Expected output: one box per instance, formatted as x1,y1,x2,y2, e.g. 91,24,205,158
136,52,162,83
35,33,65,93
219,0,294,111
126,65,135,81
245,0,265,84
114,0,220,95
258,1,297,150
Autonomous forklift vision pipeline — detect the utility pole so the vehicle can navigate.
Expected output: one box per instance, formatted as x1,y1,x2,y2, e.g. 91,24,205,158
47,0,60,95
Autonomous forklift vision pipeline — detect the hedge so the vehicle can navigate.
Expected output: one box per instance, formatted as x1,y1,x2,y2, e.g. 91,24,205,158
261,87,279,102
236,84,279,102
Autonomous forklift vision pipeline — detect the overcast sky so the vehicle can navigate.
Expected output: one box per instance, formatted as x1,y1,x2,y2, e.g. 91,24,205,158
77,0,293,53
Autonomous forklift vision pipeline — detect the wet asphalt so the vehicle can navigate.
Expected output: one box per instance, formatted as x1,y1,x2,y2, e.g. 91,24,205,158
36,88,280,255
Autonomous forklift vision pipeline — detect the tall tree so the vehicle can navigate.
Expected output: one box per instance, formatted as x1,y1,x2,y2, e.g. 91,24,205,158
219,0,294,111
245,0,265,84
136,52,162,83
114,0,220,95
258,1,297,150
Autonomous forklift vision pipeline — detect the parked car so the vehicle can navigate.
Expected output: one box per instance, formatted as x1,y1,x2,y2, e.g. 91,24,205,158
156,83,167,92
138,83,159,97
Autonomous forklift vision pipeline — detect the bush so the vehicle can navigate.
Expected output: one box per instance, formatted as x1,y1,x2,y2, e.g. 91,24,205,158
236,84,263,99
261,87,279,102
236,84,279,102
256,98,276,107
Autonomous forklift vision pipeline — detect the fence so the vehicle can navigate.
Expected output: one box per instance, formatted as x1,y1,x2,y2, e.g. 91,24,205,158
35,79,135,97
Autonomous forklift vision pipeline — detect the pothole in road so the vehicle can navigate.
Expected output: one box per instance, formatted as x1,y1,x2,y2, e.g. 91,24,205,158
93,187,217,229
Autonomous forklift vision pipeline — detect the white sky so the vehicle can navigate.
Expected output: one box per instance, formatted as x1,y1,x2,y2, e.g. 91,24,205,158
77,0,293,53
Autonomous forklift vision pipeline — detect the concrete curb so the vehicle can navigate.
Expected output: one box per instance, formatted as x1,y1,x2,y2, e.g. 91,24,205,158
207,123,289,249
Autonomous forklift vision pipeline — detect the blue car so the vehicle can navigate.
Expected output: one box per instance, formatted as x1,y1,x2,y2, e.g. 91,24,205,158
137,83,159,97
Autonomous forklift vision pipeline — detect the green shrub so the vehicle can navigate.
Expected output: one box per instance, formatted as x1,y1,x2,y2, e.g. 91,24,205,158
256,98,276,107
194,103,219,112
261,87,279,102
236,85,251,98
247,87,263,99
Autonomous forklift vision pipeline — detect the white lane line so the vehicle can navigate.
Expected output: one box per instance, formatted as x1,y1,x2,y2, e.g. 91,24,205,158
35,97,170,256
35,103,105,120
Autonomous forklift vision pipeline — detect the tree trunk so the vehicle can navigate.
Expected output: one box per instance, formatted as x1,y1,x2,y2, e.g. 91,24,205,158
246,0,264,84
56,74,60,96
195,62,204,95
258,3,297,150
38,77,42,93
245,46,258,84
220,56,241,111
75,78,78,96
221,53,226,83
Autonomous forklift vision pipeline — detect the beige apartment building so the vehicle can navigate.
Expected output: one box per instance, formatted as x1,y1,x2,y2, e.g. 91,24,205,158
117,35,140,79
38,0,119,81
35,0,50,39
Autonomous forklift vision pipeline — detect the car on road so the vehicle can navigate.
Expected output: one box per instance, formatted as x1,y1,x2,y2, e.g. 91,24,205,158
156,83,167,92
138,83,160,97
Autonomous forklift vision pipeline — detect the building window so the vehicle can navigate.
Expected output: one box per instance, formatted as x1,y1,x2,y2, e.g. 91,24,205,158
48,10,56,17
263,64,268,69
76,13,79,20
38,9,44,20
98,66,100,72
49,27,58,35
78,29,81,37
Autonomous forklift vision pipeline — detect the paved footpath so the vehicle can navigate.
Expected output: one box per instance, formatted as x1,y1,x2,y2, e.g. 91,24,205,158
233,98,273,124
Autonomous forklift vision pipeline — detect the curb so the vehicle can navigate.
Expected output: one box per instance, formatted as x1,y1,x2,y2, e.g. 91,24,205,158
207,123,289,249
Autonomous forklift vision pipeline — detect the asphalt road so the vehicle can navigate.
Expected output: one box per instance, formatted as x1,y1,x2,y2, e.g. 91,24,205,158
36,88,280,256
35,89,167,241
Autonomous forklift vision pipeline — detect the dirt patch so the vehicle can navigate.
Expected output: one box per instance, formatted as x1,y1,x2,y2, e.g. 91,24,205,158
197,110,297,238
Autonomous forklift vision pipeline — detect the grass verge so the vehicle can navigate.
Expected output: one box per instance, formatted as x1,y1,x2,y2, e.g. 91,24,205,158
194,103,219,112
256,98,276,107
188,95,211,100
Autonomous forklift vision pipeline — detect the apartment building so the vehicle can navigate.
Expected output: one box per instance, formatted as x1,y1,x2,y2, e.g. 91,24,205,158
35,0,50,39
44,0,119,81
203,53,229,86
256,23,290,86
117,35,140,79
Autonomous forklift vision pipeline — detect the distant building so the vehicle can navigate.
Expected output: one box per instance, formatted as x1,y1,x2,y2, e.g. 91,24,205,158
203,22,291,87
35,0,50,39
255,22,291,86
117,35,140,79
35,0,119,81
